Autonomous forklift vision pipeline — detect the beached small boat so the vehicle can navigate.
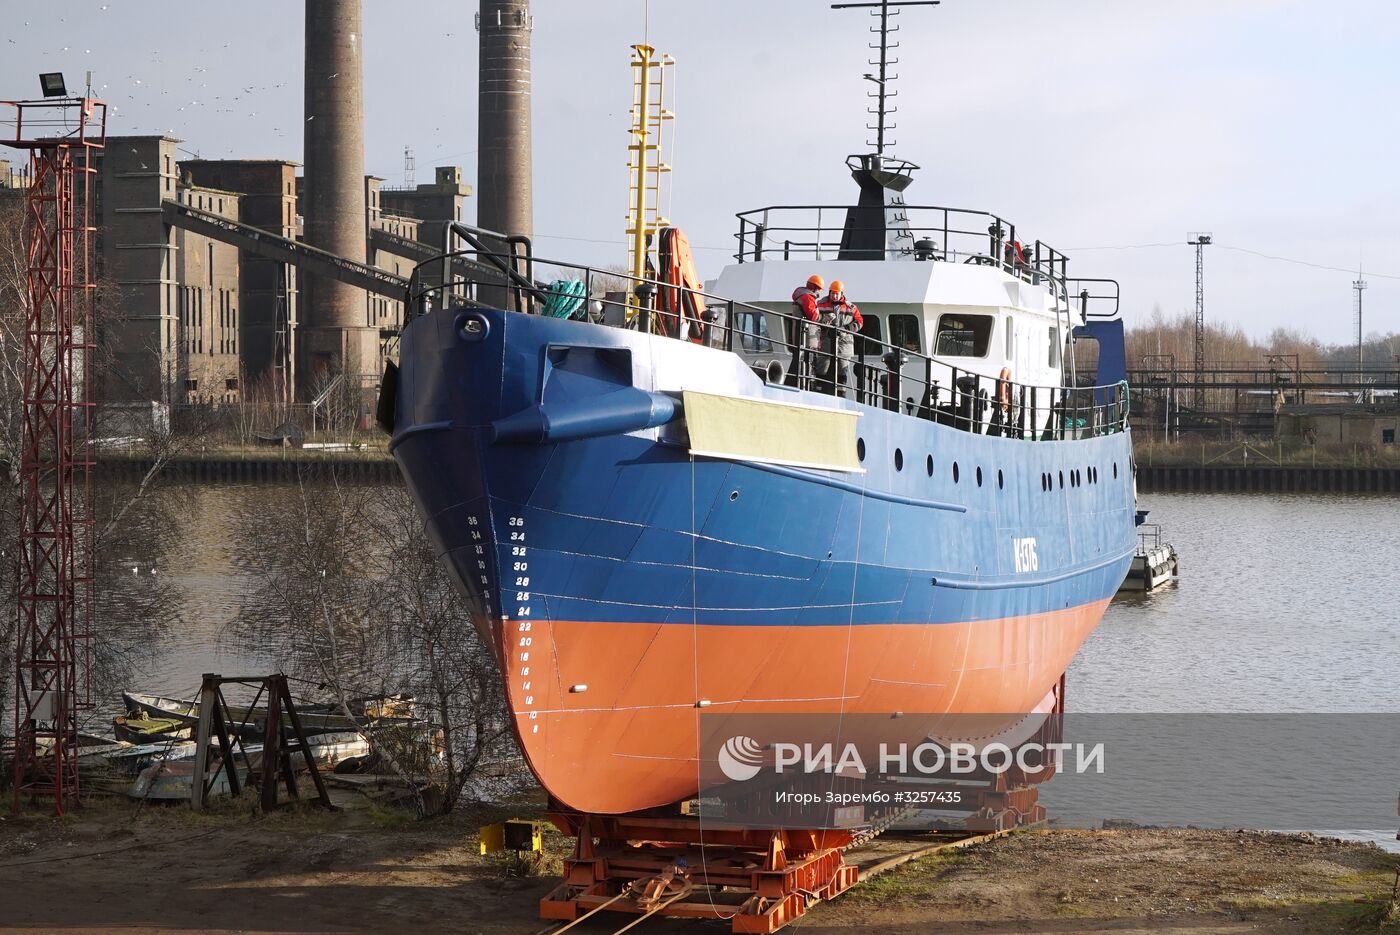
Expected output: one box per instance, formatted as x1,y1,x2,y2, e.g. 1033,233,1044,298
129,758,242,801
121,690,416,738
113,713,192,744
102,741,188,777
125,731,371,800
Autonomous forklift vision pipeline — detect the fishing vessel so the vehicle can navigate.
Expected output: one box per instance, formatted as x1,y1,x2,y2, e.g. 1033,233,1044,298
382,11,1137,822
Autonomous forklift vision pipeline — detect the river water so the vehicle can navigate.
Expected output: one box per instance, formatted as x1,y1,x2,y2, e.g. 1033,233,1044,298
1074,492,1400,713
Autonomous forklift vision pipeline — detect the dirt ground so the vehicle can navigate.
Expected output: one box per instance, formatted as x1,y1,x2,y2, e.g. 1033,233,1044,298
0,796,1396,935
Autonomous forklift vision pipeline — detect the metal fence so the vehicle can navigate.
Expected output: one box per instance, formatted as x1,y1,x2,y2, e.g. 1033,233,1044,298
410,249,1130,442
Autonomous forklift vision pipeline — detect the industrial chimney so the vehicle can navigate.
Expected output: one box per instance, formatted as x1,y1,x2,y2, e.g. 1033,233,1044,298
477,0,533,239
302,0,375,393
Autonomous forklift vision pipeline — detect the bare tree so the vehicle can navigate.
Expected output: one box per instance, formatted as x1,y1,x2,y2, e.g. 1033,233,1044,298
1125,308,1400,371
365,487,512,811
231,467,511,814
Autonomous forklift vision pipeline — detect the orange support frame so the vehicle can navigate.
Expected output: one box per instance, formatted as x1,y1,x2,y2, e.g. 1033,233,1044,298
541,811,859,933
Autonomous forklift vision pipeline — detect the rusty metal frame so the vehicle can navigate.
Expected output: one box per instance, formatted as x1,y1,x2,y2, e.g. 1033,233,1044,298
189,673,335,811
6,97,105,816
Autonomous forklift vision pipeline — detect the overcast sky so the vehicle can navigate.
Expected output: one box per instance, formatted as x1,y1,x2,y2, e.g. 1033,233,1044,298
4,0,1398,345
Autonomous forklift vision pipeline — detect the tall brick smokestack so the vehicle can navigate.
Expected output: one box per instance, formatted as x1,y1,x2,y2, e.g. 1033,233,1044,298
302,0,374,391
477,0,533,239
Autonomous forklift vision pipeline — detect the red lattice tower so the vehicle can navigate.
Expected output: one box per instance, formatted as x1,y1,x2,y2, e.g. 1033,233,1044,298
3,96,106,815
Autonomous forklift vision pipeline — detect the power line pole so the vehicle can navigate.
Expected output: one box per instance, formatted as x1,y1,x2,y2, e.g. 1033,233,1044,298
1188,232,1212,410
1353,271,1367,378
403,145,415,188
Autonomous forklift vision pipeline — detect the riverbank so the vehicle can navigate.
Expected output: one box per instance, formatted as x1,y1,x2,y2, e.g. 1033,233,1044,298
1128,440,1400,492
90,438,1400,490
98,447,398,483
1136,463,1400,492
1,798,1395,934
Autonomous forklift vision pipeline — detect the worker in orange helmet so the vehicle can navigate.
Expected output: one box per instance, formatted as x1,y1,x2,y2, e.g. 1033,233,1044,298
790,274,825,384
814,280,864,397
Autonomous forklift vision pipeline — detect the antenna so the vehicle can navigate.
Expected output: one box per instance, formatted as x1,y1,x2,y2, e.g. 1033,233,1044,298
1353,269,1367,377
403,145,416,188
831,0,940,157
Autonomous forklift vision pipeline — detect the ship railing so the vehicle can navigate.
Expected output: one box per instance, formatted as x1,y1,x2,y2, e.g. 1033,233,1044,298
1067,278,1122,321
410,250,1130,442
1137,523,1164,554
733,204,1071,292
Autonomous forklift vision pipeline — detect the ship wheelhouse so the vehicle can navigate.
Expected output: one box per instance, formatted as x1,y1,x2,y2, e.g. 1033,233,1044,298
709,154,1124,437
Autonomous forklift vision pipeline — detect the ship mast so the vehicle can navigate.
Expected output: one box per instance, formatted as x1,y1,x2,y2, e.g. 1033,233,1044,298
831,0,940,159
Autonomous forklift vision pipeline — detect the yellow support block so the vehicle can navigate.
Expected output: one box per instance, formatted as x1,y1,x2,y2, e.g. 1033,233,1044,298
480,818,542,855
479,821,505,855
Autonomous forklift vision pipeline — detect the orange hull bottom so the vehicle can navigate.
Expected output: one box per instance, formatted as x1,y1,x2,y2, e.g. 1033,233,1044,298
504,599,1110,814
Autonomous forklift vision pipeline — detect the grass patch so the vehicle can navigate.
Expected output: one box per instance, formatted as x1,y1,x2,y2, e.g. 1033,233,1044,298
1333,865,1400,889
847,850,965,902
362,802,415,831
1227,891,1400,932
1302,896,1400,932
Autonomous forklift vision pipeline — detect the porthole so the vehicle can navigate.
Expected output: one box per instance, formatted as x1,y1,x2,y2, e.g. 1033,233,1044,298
1058,470,1064,489
997,470,1004,490
976,466,983,487
1113,462,1118,479
926,454,934,477
857,437,866,462
729,490,739,502
894,448,904,472
952,462,960,484
1040,473,1046,492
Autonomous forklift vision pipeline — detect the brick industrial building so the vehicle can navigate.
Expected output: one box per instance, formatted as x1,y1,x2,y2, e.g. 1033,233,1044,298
0,139,469,410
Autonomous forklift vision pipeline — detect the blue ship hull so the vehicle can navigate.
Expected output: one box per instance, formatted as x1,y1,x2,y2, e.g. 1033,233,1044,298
389,307,1136,814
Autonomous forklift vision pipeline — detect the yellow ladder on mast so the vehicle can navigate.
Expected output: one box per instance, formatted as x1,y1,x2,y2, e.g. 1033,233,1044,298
626,44,675,288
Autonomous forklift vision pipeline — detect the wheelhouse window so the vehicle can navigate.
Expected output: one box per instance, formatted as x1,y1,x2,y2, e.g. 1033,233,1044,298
736,309,773,353
856,315,882,357
934,314,993,357
888,314,922,354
